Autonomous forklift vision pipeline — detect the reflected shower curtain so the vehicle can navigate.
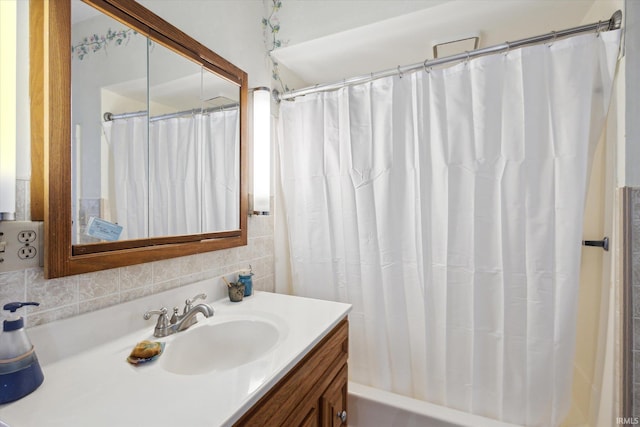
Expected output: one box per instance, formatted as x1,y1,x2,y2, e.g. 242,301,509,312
149,116,200,236
201,109,240,231
103,109,239,239
278,30,620,426
102,116,148,240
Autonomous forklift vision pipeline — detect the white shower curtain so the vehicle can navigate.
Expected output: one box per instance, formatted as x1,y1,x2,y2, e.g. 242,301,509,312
278,30,620,426
103,108,239,239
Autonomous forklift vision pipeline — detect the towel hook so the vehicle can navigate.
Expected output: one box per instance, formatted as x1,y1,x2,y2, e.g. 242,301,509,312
582,236,609,251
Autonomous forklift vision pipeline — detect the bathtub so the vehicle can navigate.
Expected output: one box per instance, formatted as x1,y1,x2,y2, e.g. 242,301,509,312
348,382,521,427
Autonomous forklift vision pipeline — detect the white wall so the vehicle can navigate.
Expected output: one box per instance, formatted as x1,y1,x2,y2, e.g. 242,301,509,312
138,0,271,89
15,0,29,180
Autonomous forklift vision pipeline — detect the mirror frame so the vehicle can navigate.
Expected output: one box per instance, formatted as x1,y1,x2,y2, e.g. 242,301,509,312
34,0,248,279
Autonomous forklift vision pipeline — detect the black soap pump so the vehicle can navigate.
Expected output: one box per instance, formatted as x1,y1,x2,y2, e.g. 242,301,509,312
0,302,44,404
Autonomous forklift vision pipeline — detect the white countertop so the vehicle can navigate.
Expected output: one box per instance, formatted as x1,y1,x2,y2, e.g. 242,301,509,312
0,280,351,427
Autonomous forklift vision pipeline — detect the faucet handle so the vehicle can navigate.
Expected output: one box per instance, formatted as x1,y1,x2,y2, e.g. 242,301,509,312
183,293,207,313
143,307,172,337
170,307,181,324
143,307,168,320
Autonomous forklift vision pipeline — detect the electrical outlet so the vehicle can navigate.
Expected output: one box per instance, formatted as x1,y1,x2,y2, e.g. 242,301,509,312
18,246,37,260
18,230,37,244
0,221,44,272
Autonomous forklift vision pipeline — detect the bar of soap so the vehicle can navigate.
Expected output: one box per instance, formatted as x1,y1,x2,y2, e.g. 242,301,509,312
127,340,164,365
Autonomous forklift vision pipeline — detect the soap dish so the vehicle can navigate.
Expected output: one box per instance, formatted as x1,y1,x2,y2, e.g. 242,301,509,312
126,341,165,366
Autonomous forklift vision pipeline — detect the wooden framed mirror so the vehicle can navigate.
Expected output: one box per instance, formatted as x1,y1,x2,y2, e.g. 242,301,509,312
33,0,248,279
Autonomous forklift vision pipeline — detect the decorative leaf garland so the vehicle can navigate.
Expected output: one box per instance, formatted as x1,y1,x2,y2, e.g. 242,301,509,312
262,0,289,94
71,28,138,60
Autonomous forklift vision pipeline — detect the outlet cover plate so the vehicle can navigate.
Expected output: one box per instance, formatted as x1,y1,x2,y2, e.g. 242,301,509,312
0,221,44,273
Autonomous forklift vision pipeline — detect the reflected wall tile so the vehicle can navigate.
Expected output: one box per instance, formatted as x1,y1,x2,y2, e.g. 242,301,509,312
78,199,101,228
78,269,120,301
24,181,30,220
15,180,28,221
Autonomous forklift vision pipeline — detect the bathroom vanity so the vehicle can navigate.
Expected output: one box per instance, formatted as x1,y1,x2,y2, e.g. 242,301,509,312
0,279,351,426
234,318,348,426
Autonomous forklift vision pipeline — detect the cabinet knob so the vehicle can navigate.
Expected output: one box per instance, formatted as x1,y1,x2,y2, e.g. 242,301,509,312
337,410,347,423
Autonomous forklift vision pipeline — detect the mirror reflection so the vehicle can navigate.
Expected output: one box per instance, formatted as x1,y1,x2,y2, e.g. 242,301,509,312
71,0,240,244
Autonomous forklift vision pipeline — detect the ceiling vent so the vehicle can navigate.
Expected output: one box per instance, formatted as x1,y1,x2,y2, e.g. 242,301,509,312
432,33,480,58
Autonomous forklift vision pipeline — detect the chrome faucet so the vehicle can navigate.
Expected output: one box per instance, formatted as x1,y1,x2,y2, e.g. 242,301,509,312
144,293,214,338
170,293,207,329
174,303,214,332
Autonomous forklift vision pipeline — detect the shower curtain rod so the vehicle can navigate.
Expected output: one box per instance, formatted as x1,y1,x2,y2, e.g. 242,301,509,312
278,10,622,101
103,102,239,123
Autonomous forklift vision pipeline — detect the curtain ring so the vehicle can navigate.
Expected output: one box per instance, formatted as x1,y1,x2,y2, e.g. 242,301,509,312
548,30,556,47
596,20,602,37
464,51,470,66
423,59,431,74
397,65,404,79
504,41,511,56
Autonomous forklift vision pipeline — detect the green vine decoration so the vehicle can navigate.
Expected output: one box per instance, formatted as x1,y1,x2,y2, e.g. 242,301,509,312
71,28,138,60
262,0,289,94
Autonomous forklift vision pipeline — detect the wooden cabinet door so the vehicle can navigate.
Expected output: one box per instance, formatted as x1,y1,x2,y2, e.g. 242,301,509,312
298,404,321,427
283,399,320,427
233,319,348,427
320,365,348,427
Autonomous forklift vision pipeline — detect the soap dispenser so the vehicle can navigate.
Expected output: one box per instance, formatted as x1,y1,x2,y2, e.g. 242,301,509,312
0,302,44,404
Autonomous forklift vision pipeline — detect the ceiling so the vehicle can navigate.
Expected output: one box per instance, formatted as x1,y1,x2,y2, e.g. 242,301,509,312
271,0,618,86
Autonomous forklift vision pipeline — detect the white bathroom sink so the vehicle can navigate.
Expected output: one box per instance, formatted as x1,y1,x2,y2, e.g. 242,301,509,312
0,289,351,427
161,319,280,375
